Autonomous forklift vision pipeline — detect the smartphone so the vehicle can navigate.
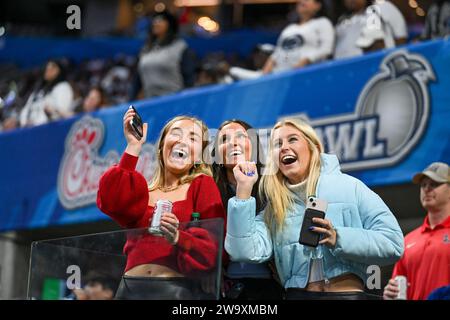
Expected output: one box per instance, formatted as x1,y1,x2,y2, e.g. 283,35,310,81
129,105,143,141
299,196,328,247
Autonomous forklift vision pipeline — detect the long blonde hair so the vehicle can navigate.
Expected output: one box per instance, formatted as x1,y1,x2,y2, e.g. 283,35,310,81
148,116,212,191
259,118,324,232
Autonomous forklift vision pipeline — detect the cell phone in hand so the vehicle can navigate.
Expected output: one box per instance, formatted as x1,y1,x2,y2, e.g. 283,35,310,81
129,105,143,141
299,196,328,247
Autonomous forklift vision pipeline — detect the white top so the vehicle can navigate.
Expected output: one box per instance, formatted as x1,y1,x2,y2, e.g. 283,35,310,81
334,1,407,59
309,257,325,283
285,179,307,203
271,17,335,72
285,180,325,283
20,82,74,127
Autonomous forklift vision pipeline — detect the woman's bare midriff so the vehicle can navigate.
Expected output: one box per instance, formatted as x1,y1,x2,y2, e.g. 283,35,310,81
125,264,184,278
304,273,364,293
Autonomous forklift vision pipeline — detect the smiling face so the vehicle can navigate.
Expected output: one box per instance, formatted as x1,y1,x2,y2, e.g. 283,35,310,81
420,177,450,212
272,124,311,184
217,122,252,169
161,119,204,176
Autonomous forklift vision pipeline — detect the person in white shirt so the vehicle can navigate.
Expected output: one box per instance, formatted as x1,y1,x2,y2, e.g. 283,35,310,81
334,0,407,60
229,0,335,80
19,60,74,127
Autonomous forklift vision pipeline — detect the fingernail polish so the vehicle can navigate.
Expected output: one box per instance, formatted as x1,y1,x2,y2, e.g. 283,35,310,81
308,226,314,231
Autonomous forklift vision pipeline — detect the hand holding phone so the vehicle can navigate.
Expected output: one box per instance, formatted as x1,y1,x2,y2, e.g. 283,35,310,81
299,196,328,247
123,106,147,156
129,105,143,141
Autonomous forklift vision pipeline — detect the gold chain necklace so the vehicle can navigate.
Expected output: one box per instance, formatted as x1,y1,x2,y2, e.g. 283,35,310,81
158,183,183,193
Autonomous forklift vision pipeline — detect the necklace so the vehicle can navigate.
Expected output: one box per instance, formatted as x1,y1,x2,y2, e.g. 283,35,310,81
158,183,183,193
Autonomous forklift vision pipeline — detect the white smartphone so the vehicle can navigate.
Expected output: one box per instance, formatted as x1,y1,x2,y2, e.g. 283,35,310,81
306,196,328,212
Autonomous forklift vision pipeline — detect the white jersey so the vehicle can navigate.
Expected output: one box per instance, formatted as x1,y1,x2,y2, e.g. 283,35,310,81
334,1,407,59
19,82,74,127
271,17,335,72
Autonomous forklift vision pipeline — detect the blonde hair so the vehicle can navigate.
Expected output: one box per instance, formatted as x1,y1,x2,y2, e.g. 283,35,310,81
148,116,212,191
259,118,324,232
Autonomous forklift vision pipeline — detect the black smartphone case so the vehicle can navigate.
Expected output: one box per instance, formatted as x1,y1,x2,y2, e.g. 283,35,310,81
130,107,143,140
299,208,326,247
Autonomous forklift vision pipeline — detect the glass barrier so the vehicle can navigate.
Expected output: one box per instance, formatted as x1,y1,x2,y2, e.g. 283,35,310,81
27,218,224,300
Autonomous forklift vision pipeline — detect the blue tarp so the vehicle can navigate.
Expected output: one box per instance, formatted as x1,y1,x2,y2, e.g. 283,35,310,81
0,39,448,231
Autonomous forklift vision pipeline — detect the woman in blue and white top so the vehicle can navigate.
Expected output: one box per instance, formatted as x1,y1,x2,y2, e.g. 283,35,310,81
229,0,334,80
262,0,335,73
225,118,404,300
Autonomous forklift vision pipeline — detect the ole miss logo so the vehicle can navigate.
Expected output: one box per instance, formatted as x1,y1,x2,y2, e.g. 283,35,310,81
57,116,156,210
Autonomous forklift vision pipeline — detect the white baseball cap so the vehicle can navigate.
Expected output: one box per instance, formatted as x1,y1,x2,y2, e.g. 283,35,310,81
356,26,385,49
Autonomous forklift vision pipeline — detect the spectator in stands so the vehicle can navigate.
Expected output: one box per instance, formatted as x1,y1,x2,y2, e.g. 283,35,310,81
19,59,74,127
69,272,117,300
211,120,283,300
101,55,134,105
130,11,196,100
0,69,40,132
225,118,404,300
383,162,450,300
422,0,450,40
75,86,108,114
229,0,335,80
334,0,407,60
195,61,230,87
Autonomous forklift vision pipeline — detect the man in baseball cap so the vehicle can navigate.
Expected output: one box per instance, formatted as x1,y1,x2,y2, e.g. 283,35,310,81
384,162,450,300
412,162,450,185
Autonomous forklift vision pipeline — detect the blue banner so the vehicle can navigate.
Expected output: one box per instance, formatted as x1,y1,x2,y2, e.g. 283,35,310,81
0,39,449,231
0,30,278,69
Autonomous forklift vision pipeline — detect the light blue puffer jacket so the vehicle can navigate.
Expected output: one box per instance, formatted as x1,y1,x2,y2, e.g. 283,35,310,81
225,153,404,289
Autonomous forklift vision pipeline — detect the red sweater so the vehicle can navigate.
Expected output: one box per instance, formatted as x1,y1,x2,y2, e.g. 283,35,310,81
97,152,226,275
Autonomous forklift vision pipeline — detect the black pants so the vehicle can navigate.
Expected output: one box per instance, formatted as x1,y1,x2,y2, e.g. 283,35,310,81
224,278,284,300
285,289,382,300
115,276,212,300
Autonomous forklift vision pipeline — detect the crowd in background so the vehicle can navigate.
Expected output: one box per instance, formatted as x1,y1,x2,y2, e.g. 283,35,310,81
1,0,449,132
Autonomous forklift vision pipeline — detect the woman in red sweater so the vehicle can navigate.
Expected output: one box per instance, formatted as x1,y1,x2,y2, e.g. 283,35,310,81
97,107,226,299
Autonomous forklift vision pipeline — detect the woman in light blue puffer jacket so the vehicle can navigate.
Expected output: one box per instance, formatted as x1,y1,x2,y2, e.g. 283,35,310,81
225,118,404,300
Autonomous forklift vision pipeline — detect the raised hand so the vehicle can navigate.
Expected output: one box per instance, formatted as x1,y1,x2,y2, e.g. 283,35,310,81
123,106,148,156
233,161,258,200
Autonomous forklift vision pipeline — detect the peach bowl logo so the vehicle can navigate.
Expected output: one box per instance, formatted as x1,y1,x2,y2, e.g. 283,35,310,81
57,116,156,210
279,50,436,171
